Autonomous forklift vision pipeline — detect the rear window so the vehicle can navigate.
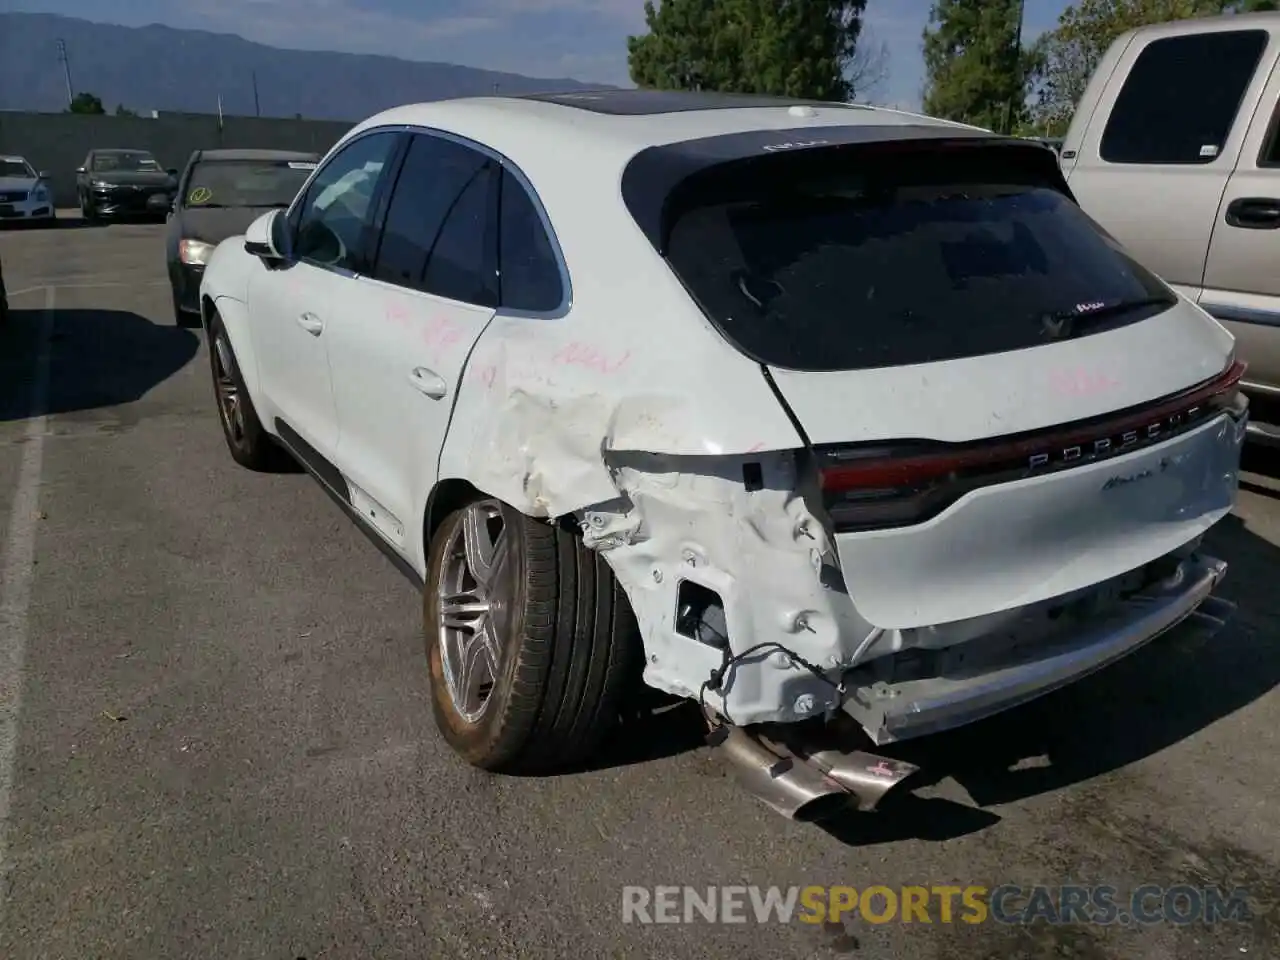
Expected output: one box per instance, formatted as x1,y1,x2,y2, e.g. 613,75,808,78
93,151,160,172
184,159,315,209
663,143,1174,372
1100,29,1269,165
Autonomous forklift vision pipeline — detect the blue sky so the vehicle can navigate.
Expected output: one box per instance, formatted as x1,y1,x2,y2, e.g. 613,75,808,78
2,0,1072,109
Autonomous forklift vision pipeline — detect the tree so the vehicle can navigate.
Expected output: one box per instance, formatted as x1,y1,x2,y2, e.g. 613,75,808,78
922,0,1030,132
627,0,872,102
115,103,137,117
849,26,892,103
1028,0,1274,135
67,92,105,115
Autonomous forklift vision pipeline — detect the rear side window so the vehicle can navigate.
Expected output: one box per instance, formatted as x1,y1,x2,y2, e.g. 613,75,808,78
1100,30,1269,165
371,133,498,306
421,163,499,306
663,143,1174,372
498,169,564,312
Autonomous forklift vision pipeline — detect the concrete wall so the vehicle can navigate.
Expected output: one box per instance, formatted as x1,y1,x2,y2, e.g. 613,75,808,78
0,111,353,207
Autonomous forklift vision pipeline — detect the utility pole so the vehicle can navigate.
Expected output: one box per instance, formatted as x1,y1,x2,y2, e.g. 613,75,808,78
56,38,74,107
252,71,261,117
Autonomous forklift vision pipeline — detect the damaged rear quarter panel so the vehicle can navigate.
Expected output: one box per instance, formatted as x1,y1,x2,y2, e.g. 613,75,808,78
431,251,853,720
435,262,805,519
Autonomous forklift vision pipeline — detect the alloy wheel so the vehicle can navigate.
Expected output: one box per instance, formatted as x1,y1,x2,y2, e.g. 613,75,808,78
211,333,245,445
436,500,514,723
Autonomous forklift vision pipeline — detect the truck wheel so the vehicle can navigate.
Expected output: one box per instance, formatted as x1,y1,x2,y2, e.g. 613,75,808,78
424,499,640,774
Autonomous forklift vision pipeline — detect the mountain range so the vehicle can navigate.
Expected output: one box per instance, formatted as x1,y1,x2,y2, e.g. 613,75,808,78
0,12,615,121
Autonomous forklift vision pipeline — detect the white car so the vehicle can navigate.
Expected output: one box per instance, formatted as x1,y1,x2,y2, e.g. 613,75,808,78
198,89,1246,821
0,155,55,224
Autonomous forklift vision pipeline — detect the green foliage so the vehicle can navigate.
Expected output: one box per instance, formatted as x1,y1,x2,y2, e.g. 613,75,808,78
922,0,1030,133
114,103,137,117
67,91,104,115
1028,0,1273,135
626,0,870,101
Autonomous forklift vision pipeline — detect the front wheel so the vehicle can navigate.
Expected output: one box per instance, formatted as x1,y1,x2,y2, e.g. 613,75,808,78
207,311,292,471
424,499,640,774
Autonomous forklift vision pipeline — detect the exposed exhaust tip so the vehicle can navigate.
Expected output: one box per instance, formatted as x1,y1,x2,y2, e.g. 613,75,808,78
791,792,857,824
711,723,919,821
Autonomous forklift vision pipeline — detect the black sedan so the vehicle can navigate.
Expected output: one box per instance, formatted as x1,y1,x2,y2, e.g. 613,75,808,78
76,148,178,222
165,148,318,324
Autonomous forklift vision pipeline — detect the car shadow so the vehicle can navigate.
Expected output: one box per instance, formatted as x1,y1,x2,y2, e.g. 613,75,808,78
569,508,1280,847
0,307,200,421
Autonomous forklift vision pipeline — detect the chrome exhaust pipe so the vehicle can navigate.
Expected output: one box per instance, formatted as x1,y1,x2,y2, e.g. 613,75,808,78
708,723,920,820
708,725,852,821
805,750,920,812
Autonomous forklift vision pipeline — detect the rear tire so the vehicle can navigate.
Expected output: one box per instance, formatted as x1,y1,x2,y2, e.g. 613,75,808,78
424,499,640,774
207,311,292,472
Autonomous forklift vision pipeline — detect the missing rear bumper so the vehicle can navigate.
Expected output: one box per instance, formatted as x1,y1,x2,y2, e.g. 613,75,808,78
841,554,1229,746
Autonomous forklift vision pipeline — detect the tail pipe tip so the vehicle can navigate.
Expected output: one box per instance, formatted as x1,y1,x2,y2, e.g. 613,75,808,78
708,724,919,821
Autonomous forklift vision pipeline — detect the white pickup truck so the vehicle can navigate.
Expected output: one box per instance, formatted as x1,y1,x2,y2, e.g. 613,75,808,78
1061,10,1280,444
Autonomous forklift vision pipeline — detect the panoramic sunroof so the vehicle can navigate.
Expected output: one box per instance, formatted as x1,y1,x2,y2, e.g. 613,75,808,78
515,88,869,116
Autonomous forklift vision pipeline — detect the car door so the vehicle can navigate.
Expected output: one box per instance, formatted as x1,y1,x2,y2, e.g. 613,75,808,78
248,129,403,467
1201,52,1280,402
324,132,501,558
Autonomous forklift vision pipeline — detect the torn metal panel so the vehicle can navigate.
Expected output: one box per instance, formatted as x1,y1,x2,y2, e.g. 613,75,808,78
574,450,877,726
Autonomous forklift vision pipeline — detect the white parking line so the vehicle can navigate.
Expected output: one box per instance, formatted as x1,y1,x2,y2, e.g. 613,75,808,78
0,285,55,913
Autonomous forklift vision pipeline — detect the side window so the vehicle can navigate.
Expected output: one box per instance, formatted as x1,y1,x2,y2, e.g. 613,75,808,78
1260,99,1280,168
421,163,498,306
292,131,399,272
371,134,493,300
1100,30,1269,165
498,169,564,313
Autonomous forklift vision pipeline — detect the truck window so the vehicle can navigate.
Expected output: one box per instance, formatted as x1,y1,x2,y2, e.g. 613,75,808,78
1100,29,1269,165
1261,100,1280,167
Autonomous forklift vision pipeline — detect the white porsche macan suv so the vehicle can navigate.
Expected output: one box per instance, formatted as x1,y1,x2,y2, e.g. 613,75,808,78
198,89,1246,821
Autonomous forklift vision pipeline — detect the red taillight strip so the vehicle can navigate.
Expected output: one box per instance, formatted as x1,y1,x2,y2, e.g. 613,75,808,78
820,359,1246,492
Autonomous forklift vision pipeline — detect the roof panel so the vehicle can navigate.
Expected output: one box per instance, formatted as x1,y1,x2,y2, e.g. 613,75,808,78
514,88,871,116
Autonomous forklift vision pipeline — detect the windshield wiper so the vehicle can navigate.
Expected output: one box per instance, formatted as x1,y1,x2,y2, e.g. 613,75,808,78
1039,295,1174,340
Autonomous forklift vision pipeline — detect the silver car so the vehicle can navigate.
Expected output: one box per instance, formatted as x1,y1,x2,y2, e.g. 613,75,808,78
0,154,55,225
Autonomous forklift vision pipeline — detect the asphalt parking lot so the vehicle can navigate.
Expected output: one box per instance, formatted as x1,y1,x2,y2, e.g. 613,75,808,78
0,214,1278,959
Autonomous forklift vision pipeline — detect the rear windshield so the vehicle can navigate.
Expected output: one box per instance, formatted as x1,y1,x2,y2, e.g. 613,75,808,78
183,159,315,209
92,151,160,172
663,143,1174,371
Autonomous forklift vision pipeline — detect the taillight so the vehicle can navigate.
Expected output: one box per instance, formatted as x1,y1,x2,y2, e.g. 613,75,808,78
818,359,1246,532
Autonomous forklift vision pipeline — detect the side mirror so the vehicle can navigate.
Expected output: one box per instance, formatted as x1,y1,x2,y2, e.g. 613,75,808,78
244,209,287,262
75,166,86,175
38,170,52,180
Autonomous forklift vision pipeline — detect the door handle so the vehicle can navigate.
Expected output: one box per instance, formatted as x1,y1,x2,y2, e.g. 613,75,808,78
1224,197,1280,229
408,367,448,399
296,312,324,335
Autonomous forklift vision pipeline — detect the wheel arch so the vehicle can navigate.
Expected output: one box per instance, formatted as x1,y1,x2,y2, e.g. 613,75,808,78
422,477,484,562
421,477,581,569
203,294,264,411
